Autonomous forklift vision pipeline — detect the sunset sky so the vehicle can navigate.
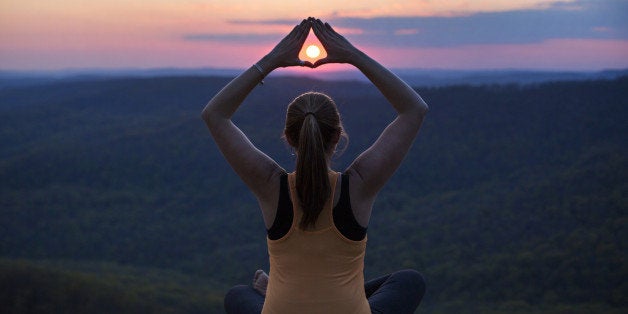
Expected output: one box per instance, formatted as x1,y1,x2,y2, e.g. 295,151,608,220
1,0,627,71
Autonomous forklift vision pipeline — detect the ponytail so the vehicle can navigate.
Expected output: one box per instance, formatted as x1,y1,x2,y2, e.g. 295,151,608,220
296,113,330,229
284,92,344,230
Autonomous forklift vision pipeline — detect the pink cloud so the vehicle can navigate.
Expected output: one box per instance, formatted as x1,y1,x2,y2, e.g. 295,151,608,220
394,28,420,36
362,39,628,70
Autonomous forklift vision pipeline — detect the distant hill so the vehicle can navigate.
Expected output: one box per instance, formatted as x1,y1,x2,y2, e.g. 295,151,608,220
1,75,626,313
2,68,627,88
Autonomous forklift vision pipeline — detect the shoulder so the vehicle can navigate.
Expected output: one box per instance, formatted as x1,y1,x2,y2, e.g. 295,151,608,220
258,168,287,226
341,168,375,227
343,167,369,198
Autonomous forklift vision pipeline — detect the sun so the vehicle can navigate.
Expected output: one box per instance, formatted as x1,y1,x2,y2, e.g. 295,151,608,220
305,45,320,59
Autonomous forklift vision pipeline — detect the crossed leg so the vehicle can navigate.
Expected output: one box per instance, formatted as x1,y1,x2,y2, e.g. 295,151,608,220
224,269,425,314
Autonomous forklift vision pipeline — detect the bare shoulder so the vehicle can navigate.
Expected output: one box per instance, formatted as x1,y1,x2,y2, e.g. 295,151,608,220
258,168,286,229
344,168,375,227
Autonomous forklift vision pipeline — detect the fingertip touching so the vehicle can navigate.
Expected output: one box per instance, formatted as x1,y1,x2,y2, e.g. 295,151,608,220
312,58,329,68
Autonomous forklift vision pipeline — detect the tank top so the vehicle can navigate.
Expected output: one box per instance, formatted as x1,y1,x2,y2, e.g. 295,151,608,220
262,171,370,314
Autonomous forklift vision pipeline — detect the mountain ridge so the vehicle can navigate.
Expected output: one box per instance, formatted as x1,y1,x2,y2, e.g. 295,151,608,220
1,75,626,313
2,68,627,89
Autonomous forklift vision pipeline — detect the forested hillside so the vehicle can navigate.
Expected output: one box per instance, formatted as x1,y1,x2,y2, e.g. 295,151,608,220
1,75,626,313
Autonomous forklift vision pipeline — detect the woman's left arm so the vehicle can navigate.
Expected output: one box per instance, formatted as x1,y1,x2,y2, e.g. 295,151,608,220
201,19,311,202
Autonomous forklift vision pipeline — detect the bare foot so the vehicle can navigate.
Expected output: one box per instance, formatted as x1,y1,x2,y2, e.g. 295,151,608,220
252,269,269,296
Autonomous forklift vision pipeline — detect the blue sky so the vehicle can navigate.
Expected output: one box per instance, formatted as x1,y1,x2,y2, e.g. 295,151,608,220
187,0,627,47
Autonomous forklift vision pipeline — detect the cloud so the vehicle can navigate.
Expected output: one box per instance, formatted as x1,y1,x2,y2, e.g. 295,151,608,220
394,28,420,36
331,0,628,47
182,19,297,44
183,33,282,44
183,0,628,48
226,19,297,25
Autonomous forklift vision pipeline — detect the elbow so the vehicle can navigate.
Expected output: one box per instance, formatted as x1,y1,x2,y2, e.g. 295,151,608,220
201,107,211,123
201,104,229,130
201,100,220,123
418,100,429,116
407,99,429,121
201,106,219,128
416,93,429,114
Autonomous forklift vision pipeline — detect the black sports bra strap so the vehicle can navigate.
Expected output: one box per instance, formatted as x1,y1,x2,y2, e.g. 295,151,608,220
267,172,367,241
333,172,367,241
267,173,293,240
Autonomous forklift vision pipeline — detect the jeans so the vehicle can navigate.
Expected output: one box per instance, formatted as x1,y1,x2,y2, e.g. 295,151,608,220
224,269,425,314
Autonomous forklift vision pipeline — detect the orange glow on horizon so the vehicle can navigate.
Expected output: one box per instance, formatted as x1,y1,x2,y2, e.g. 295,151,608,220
2,0,625,71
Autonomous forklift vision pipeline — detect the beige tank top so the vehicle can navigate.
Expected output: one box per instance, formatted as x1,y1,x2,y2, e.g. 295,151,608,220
262,171,370,314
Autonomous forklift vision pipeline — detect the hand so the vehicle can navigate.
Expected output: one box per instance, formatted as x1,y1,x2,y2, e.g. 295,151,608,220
261,19,313,70
311,18,360,68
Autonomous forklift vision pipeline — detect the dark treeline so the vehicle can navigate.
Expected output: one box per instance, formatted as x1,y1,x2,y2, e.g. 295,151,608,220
0,75,626,313
0,258,222,313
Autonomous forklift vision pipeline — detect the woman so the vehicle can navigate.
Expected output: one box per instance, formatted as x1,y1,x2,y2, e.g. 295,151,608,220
202,18,429,314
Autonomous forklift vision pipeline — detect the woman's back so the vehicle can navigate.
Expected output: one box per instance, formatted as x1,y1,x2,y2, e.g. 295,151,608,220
263,172,370,314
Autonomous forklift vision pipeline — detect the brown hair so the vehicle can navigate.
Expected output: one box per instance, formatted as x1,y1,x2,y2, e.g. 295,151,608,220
284,92,345,229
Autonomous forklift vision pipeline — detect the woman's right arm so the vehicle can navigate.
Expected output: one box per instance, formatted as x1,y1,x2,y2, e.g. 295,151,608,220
312,19,429,201
201,19,311,225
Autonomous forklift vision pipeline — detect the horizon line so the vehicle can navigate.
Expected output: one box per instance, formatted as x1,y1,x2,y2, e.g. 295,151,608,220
2,66,627,76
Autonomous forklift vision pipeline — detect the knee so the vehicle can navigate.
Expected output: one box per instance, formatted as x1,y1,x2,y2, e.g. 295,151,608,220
397,269,426,297
224,285,250,312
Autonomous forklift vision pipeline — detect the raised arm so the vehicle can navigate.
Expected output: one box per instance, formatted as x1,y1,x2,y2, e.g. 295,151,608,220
312,19,429,198
201,19,312,209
